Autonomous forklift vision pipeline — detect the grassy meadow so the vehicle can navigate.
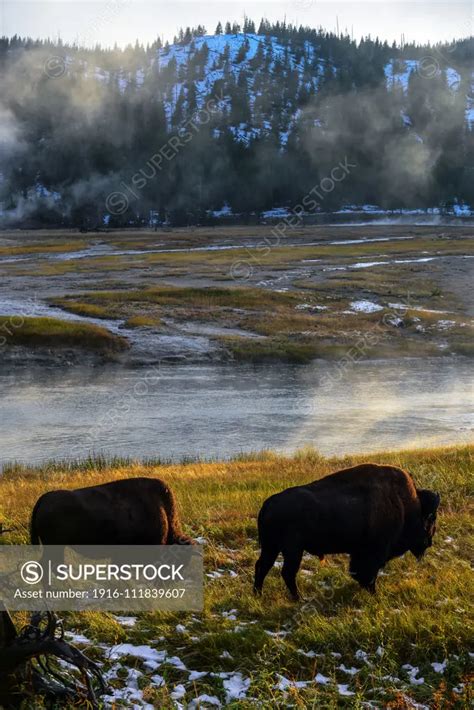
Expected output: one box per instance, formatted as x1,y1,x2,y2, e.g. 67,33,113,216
1,445,473,708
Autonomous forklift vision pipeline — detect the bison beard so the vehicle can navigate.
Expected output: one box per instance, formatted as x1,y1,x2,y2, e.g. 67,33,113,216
30,477,194,546
254,463,440,600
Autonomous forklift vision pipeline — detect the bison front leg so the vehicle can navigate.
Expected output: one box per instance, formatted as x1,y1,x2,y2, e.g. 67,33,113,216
349,553,383,594
281,543,304,602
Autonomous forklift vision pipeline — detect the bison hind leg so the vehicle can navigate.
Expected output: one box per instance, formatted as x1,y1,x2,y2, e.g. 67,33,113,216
281,542,304,602
254,545,279,596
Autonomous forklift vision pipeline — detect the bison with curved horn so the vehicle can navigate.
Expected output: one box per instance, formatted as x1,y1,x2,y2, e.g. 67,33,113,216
31,477,194,546
254,463,440,600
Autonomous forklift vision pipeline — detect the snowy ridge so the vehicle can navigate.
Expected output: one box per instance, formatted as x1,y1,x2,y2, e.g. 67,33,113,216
157,33,324,143
74,34,472,145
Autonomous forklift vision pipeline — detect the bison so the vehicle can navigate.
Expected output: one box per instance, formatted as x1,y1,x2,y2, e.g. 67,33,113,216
30,477,193,546
254,463,440,600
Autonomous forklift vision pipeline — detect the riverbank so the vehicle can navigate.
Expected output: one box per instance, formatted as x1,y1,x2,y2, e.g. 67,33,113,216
2,445,473,707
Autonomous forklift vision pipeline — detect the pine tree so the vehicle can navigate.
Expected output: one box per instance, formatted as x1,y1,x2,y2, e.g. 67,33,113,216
250,40,265,69
236,39,249,63
243,17,256,34
172,86,186,125
187,81,198,116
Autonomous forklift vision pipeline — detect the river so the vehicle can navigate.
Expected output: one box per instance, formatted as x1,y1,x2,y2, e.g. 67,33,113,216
0,358,472,467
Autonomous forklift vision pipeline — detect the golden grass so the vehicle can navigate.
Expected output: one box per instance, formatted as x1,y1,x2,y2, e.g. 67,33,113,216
124,315,161,328
7,231,473,280
0,240,87,256
1,445,472,707
53,301,112,319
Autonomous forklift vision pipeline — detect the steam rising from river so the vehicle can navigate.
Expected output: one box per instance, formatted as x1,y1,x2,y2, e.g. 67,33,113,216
0,360,472,467
290,360,473,455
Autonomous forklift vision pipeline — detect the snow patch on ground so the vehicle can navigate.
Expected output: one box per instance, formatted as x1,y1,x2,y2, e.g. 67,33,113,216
108,643,167,665
437,319,456,330
210,203,233,218
188,695,221,708
170,683,186,700
298,649,320,658
402,664,425,685
114,616,137,627
338,664,360,676
262,207,291,219
276,674,309,691
350,300,384,313
222,672,251,702
188,670,208,681
314,673,330,684
103,667,151,707
337,683,355,696
64,631,91,645
295,303,327,312
221,609,238,621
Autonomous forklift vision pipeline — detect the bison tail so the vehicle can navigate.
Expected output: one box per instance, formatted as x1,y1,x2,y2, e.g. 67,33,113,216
161,484,193,545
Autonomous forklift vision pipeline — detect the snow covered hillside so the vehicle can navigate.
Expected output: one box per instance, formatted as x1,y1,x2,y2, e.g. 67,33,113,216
107,33,474,145
154,34,474,142
84,33,473,145
1,28,473,224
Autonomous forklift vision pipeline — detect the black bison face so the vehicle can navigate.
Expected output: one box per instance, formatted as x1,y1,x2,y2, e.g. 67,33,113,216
412,489,441,559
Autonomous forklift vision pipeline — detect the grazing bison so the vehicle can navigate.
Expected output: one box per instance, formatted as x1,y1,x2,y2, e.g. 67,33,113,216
31,477,193,546
254,463,440,600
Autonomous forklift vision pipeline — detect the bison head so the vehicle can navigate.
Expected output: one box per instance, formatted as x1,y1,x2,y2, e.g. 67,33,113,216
412,489,441,559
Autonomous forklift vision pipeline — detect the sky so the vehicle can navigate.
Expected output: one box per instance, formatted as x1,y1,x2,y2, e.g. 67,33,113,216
1,1,472,48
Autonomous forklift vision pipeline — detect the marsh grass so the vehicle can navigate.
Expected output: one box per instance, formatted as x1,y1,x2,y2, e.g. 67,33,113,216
50,284,474,363
218,336,349,363
293,266,447,304
8,231,473,282
0,316,129,353
0,240,87,256
52,301,112,319
1,445,472,707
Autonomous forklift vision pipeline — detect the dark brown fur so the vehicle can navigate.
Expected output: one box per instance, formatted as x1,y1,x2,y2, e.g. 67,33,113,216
30,477,193,546
254,463,439,599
